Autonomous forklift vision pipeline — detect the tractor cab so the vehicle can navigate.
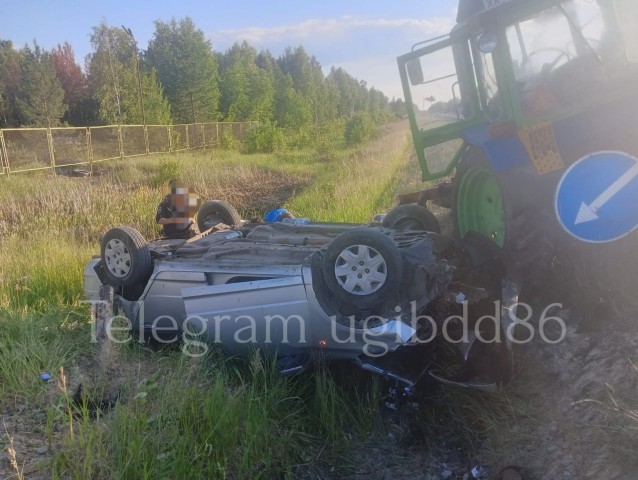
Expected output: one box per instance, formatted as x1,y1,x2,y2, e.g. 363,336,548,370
398,0,638,181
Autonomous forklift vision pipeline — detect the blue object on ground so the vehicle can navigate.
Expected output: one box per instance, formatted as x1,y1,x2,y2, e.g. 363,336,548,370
40,372,52,382
264,208,292,222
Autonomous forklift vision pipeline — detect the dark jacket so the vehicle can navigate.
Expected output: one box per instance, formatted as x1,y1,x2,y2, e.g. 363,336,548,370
156,194,197,239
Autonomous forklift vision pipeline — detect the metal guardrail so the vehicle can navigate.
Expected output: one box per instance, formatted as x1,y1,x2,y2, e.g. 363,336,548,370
0,121,257,175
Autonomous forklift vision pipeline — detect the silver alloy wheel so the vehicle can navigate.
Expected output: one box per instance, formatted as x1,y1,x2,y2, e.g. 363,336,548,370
334,244,387,296
104,238,132,278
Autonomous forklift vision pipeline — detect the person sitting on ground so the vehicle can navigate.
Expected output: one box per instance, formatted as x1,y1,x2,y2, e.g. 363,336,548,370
156,179,200,239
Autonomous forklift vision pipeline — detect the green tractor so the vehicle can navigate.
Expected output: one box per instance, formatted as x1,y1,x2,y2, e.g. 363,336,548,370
392,0,638,286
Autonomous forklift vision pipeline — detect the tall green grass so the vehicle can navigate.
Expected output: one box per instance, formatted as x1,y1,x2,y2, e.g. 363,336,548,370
0,307,91,402
0,126,410,478
287,127,412,222
0,127,410,310
0,150,319,310
48,352,377,479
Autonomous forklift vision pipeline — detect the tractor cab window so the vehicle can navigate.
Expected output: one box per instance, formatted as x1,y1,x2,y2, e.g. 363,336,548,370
506,0,637,119
473,34,503,122
404,41,478,131
400,36,481,177
616,0,638,62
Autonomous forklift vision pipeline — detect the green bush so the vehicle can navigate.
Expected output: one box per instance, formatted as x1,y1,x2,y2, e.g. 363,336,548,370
244,122,285,153
283,126,314,149
313,120,344,161
344,113,375,146
220,130,238,150
154,158,181,186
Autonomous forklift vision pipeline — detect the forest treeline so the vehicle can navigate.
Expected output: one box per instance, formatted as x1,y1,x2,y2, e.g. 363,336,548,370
0,17,407,135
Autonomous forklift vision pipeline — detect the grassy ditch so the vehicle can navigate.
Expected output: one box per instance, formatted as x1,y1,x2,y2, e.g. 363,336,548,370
0,122,411,479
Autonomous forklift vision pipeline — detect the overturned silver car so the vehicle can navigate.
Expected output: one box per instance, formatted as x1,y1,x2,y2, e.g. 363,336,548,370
84,201,519,393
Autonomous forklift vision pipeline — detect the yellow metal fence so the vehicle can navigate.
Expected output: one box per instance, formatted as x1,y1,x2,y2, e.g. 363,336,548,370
0,122,257,175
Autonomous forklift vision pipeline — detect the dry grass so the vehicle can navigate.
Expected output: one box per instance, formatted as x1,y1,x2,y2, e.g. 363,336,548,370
0,152,313,243
5,432,24,480
0,123,424,479
0,149,318,310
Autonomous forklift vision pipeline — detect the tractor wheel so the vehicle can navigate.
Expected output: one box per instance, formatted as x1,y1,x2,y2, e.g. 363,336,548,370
453,151,554,284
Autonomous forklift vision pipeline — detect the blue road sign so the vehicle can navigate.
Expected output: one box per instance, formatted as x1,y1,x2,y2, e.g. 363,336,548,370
555,151,638,243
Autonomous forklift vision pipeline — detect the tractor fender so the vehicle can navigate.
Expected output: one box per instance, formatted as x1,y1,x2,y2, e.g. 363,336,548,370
460,125,530,173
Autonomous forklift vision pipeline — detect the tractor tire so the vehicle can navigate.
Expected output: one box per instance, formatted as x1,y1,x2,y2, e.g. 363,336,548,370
197,200,242,232
382,204,441,234
453,150,555,287
100,226,153,287
321,228,403,310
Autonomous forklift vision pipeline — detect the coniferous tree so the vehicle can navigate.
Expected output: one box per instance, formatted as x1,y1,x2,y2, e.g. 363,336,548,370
16,44,66,127
278,46,326,123
50,42,96,125
218,42,253,121
145,17,220,123
3,21,394,131
273,71,311,128
88,22,171,125
219,42,275,122
0,40,22,127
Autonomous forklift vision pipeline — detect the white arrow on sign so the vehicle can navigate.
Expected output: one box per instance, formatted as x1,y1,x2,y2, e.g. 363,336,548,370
575,161,638,225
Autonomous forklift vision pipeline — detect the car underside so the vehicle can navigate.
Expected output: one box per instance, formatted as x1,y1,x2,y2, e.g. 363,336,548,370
85,201,521,399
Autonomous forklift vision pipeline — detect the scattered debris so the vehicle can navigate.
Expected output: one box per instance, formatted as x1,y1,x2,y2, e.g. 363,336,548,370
470,464,488,479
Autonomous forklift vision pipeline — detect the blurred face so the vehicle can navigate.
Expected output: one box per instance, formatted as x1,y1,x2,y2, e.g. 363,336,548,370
171,192,187,211
171,187,200,219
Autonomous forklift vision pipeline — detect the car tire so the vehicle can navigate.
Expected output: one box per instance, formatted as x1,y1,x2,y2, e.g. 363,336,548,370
321,228,403,310
100,226,152,287
382,204,441,233
197,200,242,232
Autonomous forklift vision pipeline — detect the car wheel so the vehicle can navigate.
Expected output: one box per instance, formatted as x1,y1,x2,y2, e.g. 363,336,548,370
382,204,441,233
321,228,403,310
197,200,242,231
100,226,152,287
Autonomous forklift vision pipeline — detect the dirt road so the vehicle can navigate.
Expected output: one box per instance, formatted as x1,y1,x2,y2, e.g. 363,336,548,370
358,137,638,480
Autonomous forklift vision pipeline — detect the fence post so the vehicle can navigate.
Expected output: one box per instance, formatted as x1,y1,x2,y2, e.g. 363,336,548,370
202,123,207,148
47,127,56,173
185,124,190,151
168,125,173,153
87,127,94,176
144,125,150,155
0,130,9,175
118,125,124,160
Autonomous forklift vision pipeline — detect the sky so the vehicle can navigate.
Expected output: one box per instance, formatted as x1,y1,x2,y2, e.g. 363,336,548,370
1,0,458,100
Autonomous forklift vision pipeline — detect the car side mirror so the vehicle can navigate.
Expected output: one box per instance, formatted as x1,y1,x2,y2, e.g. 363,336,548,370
406,58,424,85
